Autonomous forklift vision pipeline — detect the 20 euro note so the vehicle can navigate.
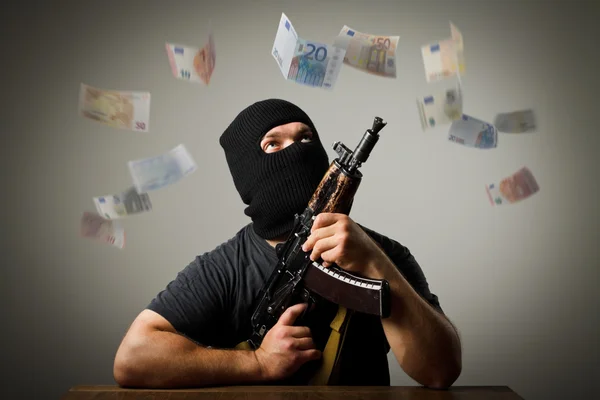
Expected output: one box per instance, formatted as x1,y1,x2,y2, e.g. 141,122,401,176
486,167,539,206
166,31,216,85
93,186,152,220
421,22,465,83
128,144,197,193
272,12,345,90
494,109,536,133
80,212,125,249
334,25,399,78
448,114,498,149
417,86,463,130
79,83,151,132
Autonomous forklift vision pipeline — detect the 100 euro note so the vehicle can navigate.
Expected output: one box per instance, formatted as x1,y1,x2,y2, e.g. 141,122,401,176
128,144,197,193
417,86,463,130
334,25,399,78
448,114,497,149
79,83,151,132
494,109,536,133
486,167,540,206
80,212,125,249
166,31,216,85
272,13,345,90
93,186,152,219
421,22,465,83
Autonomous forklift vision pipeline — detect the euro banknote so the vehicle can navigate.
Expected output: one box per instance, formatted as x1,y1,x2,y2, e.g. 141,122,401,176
417,86,463,130
421,22,465,83
494,109,536,133
448,114,498,149
486,167,539,206
80,212,125,249
79,83,151,132
272,13,345,90
334,25,399,78
128,144,197,193
166,32,216,85
93,186,152,219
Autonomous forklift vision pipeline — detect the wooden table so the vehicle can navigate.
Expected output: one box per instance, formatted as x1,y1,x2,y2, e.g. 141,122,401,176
61,386,525,399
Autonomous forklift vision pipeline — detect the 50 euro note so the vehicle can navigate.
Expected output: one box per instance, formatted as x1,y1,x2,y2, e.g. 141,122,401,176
417,86,463,130
80,212,125,249
421,22,465,83
486,167,540,206
79,83,151,132
93,186,152,219
494,109,536,133
334,25,399,78
272,13,345,90
128,144,197,193
166,31,216,85
448,114,498,149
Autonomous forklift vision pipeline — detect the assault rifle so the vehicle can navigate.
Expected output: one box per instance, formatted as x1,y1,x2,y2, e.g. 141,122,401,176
245,117,390,349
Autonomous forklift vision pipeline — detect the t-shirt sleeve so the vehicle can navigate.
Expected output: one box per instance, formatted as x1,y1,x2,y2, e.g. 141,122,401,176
146,256,233,347
360,225,444,314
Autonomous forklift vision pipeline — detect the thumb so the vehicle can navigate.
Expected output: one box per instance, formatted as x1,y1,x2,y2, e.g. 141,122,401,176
277,303,308,326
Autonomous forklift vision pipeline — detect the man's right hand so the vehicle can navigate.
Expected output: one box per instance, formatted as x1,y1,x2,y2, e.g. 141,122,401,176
254,303,322,381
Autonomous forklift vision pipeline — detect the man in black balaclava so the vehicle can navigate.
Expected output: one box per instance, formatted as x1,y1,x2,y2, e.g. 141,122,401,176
114,99,462,390
219,98,329,241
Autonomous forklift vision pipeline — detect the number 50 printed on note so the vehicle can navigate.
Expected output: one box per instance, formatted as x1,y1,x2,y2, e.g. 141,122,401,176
272,13,345,90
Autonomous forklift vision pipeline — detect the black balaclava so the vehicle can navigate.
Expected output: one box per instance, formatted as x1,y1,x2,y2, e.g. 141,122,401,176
219,99,330,240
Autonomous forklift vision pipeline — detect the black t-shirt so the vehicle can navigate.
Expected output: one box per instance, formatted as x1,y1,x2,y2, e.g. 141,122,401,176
147,223,443,385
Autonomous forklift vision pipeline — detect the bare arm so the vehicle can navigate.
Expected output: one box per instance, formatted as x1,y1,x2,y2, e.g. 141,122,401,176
113,309,263,388
368,254,462,389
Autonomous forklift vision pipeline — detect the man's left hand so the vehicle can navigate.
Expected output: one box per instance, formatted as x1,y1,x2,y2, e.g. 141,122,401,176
301,213,385,279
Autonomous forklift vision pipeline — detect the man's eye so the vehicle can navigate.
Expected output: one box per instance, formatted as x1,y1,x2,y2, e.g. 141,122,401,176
301,134,313,143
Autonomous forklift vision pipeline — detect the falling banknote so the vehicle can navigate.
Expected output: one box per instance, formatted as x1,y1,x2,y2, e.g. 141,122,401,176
334,25,399,78
417,86,463,130
272,12,346,89
80,212,125,249
486,167,539,206
166,31,216,85
448,114,498,149
494,109,536,133
128,144,197,193
421,22,465,83
93,186,152,219
79,83,151,132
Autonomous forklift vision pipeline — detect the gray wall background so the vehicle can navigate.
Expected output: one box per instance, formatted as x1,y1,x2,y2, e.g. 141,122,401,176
2,1,599,399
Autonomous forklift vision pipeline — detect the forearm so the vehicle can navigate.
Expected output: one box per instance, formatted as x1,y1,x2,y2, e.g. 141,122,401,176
370,256,462,388
114,330,263,388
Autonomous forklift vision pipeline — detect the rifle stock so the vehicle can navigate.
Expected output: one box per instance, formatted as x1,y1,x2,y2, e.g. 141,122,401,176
245,117,389,350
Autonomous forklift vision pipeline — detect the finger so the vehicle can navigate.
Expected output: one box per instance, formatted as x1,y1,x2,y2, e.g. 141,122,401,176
308,236,338,262
311,213,342,232
302,225,336,252
277,303,308,326
300,349,322,362
294,337,316,351
320,247,342,269
286,326,312,338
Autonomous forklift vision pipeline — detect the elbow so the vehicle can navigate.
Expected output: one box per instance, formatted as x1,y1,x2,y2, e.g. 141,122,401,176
113,343,145,388
426,357,462,390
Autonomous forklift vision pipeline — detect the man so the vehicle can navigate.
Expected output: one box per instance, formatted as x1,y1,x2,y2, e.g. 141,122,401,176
113,99,462,388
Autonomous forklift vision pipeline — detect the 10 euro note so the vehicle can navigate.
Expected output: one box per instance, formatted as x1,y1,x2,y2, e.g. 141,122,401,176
80,212,125,249
93,186,152,220
494,109,536,133
421,22,465,83
334,25,399,78
417,86,463,130
166,31,216,85
128,144,197,193
448,114,497,149
272,12,345,90
486,167,540,206
79,83,151,132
